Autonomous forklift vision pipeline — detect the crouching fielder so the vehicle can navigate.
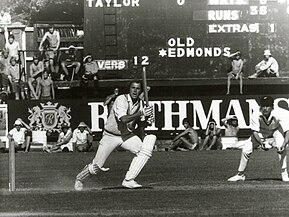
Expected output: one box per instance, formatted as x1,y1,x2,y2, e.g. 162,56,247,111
228,96,289,182
74,80,156,190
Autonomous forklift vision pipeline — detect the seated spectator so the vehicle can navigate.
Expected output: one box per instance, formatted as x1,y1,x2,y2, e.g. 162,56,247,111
50,123,73,153
8,57,25,100
200,119,222,150
60,45,81,81
83,54,99,81
248,50,279,79
104,87,119,114
28,55,44,99
71,122,93,152
0,49,10,92
7,118,31,152
38,70,55,100
222,115,239,137
170,118,199,151
226,51,243,95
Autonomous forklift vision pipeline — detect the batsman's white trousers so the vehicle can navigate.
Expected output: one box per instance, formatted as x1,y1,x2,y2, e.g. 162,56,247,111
92,131,142,167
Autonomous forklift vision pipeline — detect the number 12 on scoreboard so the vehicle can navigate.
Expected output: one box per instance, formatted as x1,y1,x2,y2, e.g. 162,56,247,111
133,56,150,66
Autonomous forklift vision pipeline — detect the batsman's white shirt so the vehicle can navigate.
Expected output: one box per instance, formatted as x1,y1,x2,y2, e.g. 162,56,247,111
250,108,289,139
104,94,143,136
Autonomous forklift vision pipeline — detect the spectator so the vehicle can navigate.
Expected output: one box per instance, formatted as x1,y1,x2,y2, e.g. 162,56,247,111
60,45,81,81
50,123,73,153
222,115,239,137
0,91,7,104
38,70,55,100
221,115,244,150
5,34,20,61
170,118,199,151
8,57,25,100
104,87,119,114
200,119,222,150
0,9,11,43
7,118,31,153
38,24,60,74
0,49,10,92
226,51,243,95
71,122,93,152
83,54,99,81
248,50,279,79
0,137,7,153
28,55,44,99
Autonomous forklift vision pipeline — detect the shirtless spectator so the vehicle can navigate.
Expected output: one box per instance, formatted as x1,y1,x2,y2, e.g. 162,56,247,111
248,50,279,79
200,119,222,150
60,45,81,81
226,51,244,95
170,118,199,151
28,55,44,99
5,34,20,61
38,70,55,100
0,49,10,91
38,25,60,74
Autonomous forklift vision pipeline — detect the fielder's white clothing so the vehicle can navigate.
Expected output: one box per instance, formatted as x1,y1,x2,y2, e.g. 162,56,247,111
237,108,289,173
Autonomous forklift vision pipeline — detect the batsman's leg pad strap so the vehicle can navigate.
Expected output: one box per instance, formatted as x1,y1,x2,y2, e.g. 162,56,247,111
76,165,90,181
88,163,100,175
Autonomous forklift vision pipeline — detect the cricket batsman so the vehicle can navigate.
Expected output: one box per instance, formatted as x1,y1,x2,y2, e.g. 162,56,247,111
228,96,289,182
74,80,156,190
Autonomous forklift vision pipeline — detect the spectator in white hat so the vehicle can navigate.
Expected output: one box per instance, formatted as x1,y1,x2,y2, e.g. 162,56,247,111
71,122,93,152
7,118,31,152
249,49,279,79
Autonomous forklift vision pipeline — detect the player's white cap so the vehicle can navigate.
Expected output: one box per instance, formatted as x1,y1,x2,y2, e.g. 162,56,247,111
264,50,272,56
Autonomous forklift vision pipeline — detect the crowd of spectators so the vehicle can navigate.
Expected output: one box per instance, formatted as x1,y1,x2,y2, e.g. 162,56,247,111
169,116,242,152
0,24,99,101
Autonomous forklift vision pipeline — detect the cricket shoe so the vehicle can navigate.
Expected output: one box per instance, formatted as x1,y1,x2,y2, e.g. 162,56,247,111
122,179,142,189
74,180,83,191
228,174,245,182
281,171,289,182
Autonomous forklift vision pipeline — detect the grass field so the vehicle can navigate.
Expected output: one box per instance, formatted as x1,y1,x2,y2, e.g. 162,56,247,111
1,150,289,216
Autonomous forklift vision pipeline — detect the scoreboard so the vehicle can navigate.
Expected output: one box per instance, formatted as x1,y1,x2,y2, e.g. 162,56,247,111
84,0,289,79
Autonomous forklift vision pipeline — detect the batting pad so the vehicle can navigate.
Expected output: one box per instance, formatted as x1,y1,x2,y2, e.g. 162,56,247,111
76,165,90,181
125,134,157,181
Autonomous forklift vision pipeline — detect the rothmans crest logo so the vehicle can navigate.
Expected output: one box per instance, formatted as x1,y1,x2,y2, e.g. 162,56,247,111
28,101,71,131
